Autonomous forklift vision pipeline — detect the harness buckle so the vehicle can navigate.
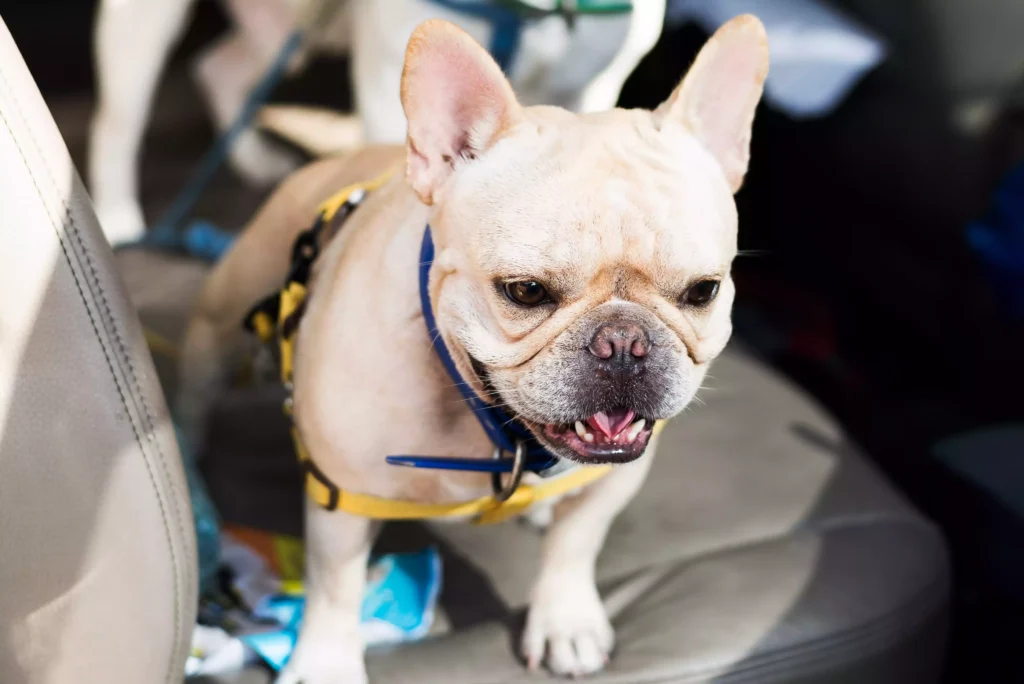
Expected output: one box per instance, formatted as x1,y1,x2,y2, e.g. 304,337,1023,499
490,440,526,502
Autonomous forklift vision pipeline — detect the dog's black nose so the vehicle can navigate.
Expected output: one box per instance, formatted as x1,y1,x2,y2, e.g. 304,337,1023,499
588,322,649,369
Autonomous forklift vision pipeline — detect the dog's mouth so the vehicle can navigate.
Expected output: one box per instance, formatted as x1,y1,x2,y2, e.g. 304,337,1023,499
470,358,656,464
537,408,655,464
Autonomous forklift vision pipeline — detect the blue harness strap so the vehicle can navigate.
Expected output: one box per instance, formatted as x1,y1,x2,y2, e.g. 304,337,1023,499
424,0,635,73
384,226,560,475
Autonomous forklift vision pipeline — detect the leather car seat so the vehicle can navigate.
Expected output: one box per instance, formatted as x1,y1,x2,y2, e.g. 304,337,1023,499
0,16,196,684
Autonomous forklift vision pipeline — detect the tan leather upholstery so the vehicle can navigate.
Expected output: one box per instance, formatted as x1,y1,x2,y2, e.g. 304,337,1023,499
0,17,196,684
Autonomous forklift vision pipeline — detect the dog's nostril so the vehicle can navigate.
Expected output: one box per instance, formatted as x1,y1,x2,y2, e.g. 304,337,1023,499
588,323,649,362
589,336,614,360
631,338,649,358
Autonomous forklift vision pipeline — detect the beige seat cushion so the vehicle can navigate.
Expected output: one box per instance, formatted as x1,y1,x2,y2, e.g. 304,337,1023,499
0,17,196,684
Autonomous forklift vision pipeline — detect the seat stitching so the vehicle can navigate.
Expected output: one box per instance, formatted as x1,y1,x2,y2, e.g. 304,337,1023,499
0,65,186,682
63,153,191,684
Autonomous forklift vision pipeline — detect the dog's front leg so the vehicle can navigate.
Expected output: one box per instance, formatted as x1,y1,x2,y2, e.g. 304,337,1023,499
89,0,197,245
522,449,655,677
277,505,379,684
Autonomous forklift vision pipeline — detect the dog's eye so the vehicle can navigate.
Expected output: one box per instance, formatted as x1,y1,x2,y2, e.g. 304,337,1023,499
682,279,720,307
504,280,549,307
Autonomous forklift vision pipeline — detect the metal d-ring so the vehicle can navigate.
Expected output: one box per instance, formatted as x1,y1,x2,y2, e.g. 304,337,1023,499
490,440,526,502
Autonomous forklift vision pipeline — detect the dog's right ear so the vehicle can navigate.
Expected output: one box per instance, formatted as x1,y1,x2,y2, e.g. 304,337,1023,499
654,14,769,193
401,20,523,205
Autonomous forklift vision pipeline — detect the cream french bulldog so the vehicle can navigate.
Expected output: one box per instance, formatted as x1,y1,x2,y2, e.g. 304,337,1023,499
178,14,768,683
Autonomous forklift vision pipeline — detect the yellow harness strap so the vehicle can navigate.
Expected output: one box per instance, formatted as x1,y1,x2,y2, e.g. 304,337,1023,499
277,281,307,385
293,421,666,525
269,167,399,386
320,168,397,221
252,170,664,524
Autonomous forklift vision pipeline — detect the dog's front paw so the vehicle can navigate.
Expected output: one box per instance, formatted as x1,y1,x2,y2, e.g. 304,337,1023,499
521,578,614,677
276,645,367,684
95,200,146,247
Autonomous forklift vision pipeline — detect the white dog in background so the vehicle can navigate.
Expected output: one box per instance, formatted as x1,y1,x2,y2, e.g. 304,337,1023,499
88,0,666,246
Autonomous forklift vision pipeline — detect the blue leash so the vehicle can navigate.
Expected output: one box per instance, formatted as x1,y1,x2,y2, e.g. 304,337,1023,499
385,226,559,475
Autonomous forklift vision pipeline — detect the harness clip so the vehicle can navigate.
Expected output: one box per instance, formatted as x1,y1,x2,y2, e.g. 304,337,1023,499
491,440,527,502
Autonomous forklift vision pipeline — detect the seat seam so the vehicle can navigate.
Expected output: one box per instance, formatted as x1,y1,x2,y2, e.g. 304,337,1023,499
0,65,186,683
61,148,191,684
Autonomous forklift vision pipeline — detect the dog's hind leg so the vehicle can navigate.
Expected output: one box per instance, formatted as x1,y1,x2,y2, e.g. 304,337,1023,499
193,0,303,186
89,0,197,245
576,0,666,113
521,448,655,676
277,506,379,684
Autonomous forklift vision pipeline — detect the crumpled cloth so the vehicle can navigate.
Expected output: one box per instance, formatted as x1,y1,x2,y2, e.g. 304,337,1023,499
186,526,441,677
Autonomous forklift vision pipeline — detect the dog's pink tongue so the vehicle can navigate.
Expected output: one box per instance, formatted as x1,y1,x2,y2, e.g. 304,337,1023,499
586,409,636,438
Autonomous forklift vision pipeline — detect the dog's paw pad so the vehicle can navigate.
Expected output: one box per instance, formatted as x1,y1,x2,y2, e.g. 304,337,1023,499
275,648,367,684
521,583,614,677
275,668,367,684
274,671,302,684
95,201,146,247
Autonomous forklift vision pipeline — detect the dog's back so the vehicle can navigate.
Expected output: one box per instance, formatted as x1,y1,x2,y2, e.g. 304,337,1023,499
176,145,404,445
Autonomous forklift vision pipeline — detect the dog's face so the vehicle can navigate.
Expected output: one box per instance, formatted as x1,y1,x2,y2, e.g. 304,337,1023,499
402,17,768,463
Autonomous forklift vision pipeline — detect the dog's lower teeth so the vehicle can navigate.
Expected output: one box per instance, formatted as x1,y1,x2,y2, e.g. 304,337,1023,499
626,419,646,443
564,417,644,447
573,420,596,443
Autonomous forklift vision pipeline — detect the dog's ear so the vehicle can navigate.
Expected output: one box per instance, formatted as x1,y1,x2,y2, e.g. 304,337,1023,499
654,14,769,193
401,20,523,205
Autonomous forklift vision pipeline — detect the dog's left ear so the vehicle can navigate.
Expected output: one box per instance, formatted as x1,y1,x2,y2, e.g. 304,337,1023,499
655,14,769,193
401,20,523,205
